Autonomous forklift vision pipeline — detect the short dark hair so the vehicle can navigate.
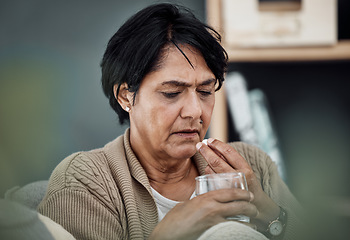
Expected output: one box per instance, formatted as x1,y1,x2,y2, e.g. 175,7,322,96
101,3,227,124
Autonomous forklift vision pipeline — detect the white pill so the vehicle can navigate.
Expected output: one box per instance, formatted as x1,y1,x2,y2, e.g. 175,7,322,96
202,139,208,145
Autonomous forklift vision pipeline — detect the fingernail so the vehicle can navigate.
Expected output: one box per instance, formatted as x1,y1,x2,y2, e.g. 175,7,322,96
208,138,214,144
196,142,203,151
249,192,254,202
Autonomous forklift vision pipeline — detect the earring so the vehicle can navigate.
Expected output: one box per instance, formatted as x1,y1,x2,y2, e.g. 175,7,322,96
125,106,130,112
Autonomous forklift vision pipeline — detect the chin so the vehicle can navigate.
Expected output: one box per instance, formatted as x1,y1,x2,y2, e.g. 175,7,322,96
169,144,197,159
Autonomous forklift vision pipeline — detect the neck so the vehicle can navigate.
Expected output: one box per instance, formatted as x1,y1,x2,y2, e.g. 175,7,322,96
146,158,193,184
147,159,198,201
136,152,198,201
133,145,193,183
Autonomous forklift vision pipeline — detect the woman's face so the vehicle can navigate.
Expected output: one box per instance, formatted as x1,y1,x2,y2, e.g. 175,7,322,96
128,45,216,161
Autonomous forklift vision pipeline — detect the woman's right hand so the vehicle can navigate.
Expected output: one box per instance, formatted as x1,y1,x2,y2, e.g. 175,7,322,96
148,188,258,240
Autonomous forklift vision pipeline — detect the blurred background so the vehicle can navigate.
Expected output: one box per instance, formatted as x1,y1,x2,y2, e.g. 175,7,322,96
0,0,349,238
0,0,206,194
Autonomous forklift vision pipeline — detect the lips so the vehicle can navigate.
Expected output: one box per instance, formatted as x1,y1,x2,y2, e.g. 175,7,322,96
173,129,199,135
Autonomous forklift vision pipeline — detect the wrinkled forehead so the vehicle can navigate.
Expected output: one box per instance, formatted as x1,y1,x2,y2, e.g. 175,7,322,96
139,44,216,90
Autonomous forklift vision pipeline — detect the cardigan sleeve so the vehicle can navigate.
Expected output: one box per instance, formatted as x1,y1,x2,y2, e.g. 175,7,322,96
38,188,126,240
231,142,305,240
261,154,305,240
37,152,129,240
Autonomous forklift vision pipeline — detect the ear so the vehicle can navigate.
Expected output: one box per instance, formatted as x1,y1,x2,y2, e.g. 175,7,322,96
114,83,132,112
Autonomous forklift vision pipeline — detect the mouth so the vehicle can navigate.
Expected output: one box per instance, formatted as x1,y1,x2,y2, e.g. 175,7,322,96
173,129,200,138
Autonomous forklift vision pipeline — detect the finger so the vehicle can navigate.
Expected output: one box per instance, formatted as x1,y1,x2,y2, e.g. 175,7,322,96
196,142,233,173
204,165,215,175
218,200,258,220
195,189,257,220
203,188,253,203
207,138,250,170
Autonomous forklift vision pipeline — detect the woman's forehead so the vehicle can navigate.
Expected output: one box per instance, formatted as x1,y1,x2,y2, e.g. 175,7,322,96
137,44,215,89
158,45,210,73
140,67,215,90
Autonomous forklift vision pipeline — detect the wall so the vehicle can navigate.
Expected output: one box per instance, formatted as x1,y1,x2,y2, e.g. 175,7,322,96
0,0,205,195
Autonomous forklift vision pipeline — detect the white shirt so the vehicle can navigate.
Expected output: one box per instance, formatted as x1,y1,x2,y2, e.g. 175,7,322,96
151,187,196,221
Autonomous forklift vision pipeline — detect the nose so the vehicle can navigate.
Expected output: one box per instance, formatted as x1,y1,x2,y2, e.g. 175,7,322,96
180,91,202,121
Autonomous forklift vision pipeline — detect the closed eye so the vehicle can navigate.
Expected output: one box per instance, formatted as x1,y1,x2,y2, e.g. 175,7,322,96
162,92,181,98
198,90,212,96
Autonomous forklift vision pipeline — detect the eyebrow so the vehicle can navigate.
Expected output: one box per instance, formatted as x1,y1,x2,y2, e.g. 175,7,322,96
161,78,216,87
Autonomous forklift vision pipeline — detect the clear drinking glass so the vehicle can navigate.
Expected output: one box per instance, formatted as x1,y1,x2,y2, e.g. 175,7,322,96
195,172,250,223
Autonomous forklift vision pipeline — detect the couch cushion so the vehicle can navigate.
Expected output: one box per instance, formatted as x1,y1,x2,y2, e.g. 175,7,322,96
0,198,75,240
4,180,48,209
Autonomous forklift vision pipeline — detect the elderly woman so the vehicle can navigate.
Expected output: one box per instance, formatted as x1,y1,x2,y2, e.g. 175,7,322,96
38,3,302,240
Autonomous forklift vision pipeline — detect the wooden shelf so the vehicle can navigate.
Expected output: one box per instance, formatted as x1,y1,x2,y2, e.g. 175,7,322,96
206,0,350,142
224,40,350,62
206,0,350,63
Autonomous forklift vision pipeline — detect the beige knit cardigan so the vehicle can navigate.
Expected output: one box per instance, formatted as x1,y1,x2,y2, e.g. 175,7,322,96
38,129,302,240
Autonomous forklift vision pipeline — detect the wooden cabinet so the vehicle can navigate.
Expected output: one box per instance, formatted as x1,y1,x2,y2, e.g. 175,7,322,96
206,0,350,141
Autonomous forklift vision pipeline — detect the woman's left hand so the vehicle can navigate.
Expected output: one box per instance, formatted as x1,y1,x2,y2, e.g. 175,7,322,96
196,138,281,231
